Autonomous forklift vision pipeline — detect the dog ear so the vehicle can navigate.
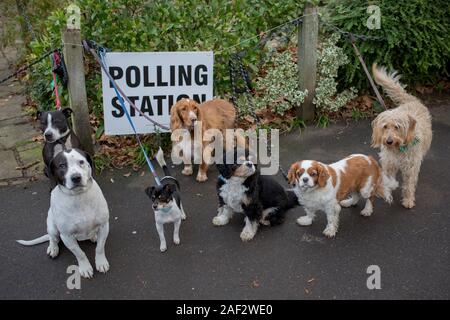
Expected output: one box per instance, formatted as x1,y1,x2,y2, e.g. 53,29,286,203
145,186,156,198
62,108,73,118
216,163,231,179
170,102,183,130
371,116,382,148
317,164,330,188
405,115,417,145
287,162,301,185
84,151,93,169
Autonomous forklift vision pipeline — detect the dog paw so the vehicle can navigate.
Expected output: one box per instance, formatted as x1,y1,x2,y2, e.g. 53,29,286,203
95,255,110,274
385,194,393,204
296,216,313,226
240,229,256,242
196,173,208,182
182,167,193,176
46,244,59,258
259,218,270,226
340,198,355,208
323,225,337,238
78,261,94,279
181,212,187,220
160,244,167,252
360,207,373,217
212,216,229,226
173,236,180,245
402,197,415,209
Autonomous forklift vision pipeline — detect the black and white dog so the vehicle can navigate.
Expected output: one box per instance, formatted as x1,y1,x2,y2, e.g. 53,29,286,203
145,148,186,252
212,148,298,241
17,149,110,278
37,108,81,179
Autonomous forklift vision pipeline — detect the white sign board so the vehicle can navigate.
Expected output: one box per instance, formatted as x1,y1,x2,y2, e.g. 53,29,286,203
101,52,214,135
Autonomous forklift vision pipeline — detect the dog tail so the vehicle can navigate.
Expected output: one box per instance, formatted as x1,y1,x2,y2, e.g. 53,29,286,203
16,234,50,246
372,63,418,105
156,147,171,177
376,172,399,204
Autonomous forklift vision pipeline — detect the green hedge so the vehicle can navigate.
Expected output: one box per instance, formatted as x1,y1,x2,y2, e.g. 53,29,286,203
28,0,306,115
327,0,450,90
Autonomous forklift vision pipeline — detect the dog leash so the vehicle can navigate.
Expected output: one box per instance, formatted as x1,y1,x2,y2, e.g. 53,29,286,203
96,49,161,186
50,49,69,111
83,40,169,131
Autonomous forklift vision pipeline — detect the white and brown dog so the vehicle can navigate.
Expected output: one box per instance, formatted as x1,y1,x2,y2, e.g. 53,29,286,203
17,149,110,278
288,154,398,237
371,64,432,208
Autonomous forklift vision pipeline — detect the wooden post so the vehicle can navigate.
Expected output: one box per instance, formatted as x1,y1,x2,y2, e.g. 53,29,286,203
297,2,318,122
62,29,94,155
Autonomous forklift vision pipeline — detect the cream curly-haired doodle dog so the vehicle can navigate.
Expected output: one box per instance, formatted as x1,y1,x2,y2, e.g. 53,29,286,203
371,64,432,209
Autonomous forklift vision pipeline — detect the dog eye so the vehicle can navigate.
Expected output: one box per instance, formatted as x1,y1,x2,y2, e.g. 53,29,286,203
59,163,66,169
395,125,399,129
383,125,387,129
310,172,317,177
79,160,85,165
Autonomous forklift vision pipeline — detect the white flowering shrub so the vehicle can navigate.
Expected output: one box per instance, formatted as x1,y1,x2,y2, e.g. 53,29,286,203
253,51,308,115
314,33,357,112
245,33,356,118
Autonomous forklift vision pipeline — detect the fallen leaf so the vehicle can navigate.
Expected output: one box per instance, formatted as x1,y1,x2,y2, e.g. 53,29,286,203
252,279,260,288
123,172,131,177
307,278,315,283
110,178,114,183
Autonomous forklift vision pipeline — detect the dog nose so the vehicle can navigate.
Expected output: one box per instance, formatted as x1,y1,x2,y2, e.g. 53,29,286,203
44,132,53,140
71,174,81,184
302,177,309,183
246,161,253,168
386,137,393,145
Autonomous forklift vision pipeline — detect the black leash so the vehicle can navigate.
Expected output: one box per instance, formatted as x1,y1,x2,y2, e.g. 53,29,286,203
229,53,260,125
0,48,60,85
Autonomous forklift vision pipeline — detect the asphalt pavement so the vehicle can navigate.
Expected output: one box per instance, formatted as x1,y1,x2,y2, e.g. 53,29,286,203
0,99,449,299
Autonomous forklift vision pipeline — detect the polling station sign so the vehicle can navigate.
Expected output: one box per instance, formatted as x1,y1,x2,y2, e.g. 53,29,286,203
101,52,213,135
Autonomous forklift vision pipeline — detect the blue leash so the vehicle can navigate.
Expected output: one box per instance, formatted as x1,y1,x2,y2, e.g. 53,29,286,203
98,50,161,185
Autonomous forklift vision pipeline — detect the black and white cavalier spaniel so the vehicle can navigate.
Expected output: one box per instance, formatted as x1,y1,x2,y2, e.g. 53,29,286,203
212,148,298,241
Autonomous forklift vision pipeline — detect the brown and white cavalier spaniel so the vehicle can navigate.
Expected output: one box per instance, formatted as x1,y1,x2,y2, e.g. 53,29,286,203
170,98,240,182
287,154,398,237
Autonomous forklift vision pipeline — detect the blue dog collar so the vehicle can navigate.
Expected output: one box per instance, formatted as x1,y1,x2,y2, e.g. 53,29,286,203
156,204,172,214
218,175,227,183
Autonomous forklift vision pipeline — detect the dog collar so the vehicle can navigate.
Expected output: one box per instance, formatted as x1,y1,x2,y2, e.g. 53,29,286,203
399,137,420,153
47,129,71,144
218,175,227,183
156,204,173,214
